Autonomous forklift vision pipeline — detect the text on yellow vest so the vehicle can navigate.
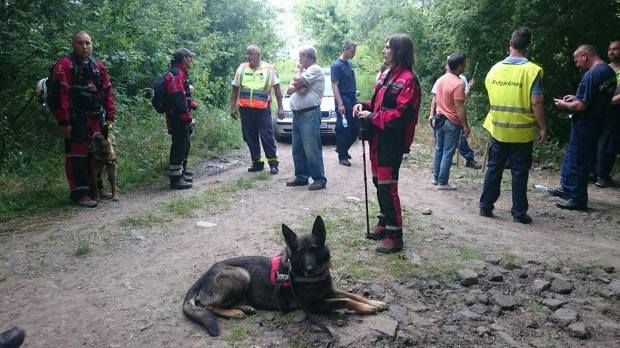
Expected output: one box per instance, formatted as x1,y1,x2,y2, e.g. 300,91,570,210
483,61,543,143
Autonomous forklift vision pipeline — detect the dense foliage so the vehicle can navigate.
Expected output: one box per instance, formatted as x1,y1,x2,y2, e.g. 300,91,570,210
296,0,620,141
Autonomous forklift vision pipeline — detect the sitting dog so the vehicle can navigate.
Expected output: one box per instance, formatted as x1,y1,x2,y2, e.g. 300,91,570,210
89,125,118,201
183,216,388,337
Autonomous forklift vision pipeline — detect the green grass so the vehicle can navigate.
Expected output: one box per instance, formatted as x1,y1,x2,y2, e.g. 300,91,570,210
123,172,271,228
74,234,92,256
457,244,483,260
501,252,523,265
0,99,243,223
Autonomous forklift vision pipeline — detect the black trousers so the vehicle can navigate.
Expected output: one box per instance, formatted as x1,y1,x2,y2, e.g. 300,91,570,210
169,117,191,180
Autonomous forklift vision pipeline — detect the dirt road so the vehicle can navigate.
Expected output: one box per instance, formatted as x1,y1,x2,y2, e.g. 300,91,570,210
1,130,619,347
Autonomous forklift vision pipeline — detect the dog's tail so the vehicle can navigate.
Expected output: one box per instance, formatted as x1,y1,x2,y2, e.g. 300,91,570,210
183,279,220,336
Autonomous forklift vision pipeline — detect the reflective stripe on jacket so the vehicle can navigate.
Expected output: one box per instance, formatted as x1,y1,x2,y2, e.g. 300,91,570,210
483,61,542,143
236,62,273,109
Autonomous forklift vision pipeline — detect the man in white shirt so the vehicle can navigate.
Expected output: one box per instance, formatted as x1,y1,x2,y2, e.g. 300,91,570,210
286,46,327,190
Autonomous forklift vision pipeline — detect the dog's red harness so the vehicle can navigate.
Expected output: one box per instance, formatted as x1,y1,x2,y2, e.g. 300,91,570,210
270,256,291,288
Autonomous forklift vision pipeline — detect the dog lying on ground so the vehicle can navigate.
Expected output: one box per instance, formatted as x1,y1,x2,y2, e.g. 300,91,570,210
89,125,118,201
183,216,388,336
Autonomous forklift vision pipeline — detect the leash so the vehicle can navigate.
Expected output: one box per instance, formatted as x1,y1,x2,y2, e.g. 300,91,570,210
274,257,336,346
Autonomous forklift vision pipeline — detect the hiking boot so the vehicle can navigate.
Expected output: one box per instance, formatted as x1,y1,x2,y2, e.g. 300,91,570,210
98,188,113,200
270,166,279,175
183,170,194,176
556,199,587,211
465,159,482,169
339,159,352,167
367,225,386,240
183,175,193,183
431,179,438,185
248,162,264,172
479,209,494,218
286,178,308,186
171,177,192,190
376,234,404,254
0,326,25,348
595,178,614,188
547,187,569,200
513,214,532,224
437,183,457,190
77,196,98,208
308,181,326,191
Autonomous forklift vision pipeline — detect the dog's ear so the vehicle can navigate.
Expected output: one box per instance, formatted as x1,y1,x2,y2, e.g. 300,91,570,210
312,215,326,246
282,224,297,249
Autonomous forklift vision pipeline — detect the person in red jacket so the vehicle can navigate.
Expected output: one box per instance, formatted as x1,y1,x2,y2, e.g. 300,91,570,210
353,33,421,253
165,48,198,189
48,31,116,208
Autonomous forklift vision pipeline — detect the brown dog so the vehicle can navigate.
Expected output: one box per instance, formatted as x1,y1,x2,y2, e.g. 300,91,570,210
89,127,118,201
183,216,388,337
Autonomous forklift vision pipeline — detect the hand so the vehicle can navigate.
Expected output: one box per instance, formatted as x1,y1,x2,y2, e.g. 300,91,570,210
352,103,363,117
537,129,547,144
277,107,285,120
337,104,345,115
462,126,471,138
60,126,71,139
553,98,565,109
190,119,196,128
562,95,575,102
230,106,238,120
357,111,371,119
468,77,476,89
190,100,198,110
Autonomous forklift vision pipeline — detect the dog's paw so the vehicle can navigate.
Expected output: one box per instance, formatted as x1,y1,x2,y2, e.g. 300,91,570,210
237,305,256,315
370,300,389,311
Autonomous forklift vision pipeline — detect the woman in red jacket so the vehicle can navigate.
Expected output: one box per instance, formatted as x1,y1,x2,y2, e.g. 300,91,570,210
353,34,421,253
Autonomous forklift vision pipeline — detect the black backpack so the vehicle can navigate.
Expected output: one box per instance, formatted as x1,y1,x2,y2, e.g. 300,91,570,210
152,67,179,113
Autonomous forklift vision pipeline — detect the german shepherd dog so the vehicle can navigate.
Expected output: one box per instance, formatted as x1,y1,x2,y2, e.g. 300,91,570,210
89,125,118,201
183,216,388,337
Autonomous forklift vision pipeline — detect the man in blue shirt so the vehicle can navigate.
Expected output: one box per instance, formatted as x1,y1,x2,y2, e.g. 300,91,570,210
551,44,617,210
331,40,358,166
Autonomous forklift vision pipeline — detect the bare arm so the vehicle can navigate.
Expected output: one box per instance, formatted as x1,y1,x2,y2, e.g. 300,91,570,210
332,80,345,115
532,94,547,144
230,85,239,119
554,97,587,112
612,93,620,105
273,83,285,119
455,99,470,137
428,94,436,119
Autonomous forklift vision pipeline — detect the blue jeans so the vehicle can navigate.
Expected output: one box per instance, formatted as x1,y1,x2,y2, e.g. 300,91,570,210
479,139,532,218
559,117,604,204
292,108,327,184
335,95,359,160
433,120,461,185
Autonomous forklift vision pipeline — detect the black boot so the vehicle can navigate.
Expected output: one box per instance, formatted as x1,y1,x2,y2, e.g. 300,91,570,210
248,161,264,172
170,176,192,190
0,326,25,348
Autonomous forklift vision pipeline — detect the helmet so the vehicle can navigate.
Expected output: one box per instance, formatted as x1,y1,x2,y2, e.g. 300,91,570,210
35,78,48,106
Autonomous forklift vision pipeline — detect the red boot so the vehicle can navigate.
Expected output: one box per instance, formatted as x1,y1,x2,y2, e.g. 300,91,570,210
368,225,386,240
376,234,403,254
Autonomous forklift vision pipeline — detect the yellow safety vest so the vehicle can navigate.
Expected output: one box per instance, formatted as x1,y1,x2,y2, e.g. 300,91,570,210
236,62,274,109
483,61,543,143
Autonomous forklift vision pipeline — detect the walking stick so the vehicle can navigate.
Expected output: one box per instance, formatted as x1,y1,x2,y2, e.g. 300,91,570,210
481,137,491,173
362,139,370,239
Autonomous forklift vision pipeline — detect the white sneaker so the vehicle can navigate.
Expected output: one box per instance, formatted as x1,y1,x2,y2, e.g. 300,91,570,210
437,184,457,190
432,179,438,185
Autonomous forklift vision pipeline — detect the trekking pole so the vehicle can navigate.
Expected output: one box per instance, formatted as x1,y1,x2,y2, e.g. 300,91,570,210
362,139,370,239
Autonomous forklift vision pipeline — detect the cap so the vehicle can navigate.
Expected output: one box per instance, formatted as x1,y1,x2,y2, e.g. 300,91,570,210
174,47,196,61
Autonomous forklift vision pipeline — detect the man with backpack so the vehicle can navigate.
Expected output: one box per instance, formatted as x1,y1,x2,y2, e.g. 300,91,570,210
160,48,198,190
48,31,116,208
